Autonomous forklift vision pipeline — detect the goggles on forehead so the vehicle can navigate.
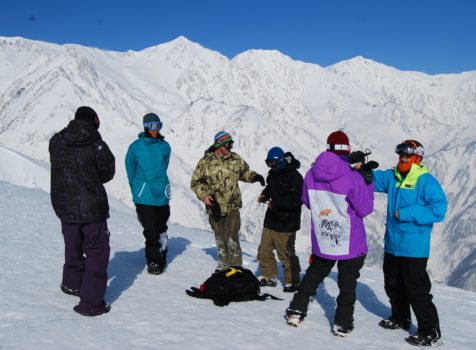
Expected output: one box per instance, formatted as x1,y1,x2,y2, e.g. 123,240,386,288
144,122,162,131
395,143,424,156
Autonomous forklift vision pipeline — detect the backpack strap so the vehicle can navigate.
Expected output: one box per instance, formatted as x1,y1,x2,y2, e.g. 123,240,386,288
255,293,283,301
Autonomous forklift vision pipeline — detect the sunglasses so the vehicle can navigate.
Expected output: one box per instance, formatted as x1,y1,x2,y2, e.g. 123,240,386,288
395,143,424,156
144,122,162,131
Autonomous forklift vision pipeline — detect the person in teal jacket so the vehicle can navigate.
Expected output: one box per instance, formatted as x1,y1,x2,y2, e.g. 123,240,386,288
125,113,171,275
373,139,447,347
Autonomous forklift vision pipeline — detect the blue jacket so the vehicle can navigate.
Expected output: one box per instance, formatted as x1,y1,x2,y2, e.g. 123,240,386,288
125,132,171,206
374,164,447,258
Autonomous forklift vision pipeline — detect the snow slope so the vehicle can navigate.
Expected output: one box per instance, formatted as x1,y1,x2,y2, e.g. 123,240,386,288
1,180,476,350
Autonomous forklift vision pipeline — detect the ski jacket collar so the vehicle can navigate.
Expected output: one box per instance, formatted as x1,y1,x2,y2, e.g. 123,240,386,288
394,163,429,188
138,131,165,141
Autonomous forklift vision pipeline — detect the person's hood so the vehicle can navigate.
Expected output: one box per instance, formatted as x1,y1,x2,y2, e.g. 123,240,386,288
311,151,351,183
61,119,100,147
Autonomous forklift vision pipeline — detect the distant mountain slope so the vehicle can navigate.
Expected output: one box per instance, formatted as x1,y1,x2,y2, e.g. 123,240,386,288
0,36,475,292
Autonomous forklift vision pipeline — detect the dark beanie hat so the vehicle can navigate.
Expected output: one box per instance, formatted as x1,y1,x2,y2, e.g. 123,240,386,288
327,130,351,155
143,112,161,124
75,106,99,129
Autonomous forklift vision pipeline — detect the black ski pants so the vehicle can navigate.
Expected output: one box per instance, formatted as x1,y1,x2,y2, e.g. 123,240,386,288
383,252,439,335
136,204,170,266
288,254,365,327
61,221,110,310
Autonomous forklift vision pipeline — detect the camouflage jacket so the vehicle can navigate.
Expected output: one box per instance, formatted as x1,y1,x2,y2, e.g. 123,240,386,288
191,149,258,216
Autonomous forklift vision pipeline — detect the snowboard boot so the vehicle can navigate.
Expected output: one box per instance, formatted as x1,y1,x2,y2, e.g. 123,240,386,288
74,301,110,317
259,278,277,287
379,316,412,330
60,283,80,297
286,308,306,327
147,262,163,275
283,284,299,293
405,327,442,347
333,323,354,337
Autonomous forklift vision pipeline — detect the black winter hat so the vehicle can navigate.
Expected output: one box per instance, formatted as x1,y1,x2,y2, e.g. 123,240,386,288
75,106,99,129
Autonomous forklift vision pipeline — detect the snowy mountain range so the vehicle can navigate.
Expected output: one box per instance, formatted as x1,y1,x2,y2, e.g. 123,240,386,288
0,36,475,292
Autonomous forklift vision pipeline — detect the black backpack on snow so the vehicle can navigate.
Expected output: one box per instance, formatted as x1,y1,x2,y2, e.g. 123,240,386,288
186,266,282,307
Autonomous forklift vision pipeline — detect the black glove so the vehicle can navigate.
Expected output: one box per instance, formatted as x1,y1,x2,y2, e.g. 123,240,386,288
358,160,379,184
206,197,222,217
362,160,379,171
253,174,265,186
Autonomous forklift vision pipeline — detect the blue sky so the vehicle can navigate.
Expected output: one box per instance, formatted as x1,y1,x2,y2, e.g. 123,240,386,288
1,0,475,74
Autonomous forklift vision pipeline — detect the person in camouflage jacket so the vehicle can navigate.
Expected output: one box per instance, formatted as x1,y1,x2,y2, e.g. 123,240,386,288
191,131,265,271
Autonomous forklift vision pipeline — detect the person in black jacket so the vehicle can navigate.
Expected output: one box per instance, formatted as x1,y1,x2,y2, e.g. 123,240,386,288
257,147,303,292
49,106,115,317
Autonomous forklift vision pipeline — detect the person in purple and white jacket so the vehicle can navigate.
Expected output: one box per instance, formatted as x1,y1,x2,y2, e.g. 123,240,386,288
286,130,374,337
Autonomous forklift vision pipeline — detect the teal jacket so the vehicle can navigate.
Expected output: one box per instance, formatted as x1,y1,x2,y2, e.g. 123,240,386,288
125,132,171,206
374,164,447,258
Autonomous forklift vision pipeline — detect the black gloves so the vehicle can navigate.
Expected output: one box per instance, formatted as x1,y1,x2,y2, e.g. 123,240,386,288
253,174,265,186
348,150,379,184
358,161,379,184
206,197,221,217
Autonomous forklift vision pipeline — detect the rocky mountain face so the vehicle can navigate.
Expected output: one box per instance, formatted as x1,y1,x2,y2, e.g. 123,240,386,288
1,36,475,291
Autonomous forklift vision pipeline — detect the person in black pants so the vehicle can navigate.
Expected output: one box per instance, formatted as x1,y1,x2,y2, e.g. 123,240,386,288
125,113,171,275
373,139,447,347
285,131,375,337
49,106,115,316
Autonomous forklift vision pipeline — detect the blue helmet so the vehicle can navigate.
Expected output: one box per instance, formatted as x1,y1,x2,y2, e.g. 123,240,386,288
266,147,285,169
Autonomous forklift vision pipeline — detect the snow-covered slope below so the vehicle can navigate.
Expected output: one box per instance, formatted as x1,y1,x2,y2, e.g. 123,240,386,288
1,181,476,350
0,36,475,292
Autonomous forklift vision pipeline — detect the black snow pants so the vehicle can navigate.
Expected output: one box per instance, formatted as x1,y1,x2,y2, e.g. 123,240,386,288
288,254,365,327
136,204,170,267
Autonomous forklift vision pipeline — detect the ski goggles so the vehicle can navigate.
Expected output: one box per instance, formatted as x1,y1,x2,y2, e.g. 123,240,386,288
265,158,282,168
215,139,234,149
144,122,162,131
395,143,424,156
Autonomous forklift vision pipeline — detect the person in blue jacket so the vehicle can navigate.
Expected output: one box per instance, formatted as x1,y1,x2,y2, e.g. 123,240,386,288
125,113,171,275
373,139,447,347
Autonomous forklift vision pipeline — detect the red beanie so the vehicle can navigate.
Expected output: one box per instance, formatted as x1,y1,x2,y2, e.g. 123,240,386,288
327,130,351,155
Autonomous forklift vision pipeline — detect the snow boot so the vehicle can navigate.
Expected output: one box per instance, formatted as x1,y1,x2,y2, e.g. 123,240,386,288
73,301,110,317
283,284,299,293
405,327,442,347
333,323,354,337
286,308,305,327
259,278,277,287
379,316,412,330
60,283,80,297
147,262,163,275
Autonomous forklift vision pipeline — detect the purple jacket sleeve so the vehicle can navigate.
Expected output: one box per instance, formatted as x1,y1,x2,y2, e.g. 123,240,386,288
348,174,374,218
